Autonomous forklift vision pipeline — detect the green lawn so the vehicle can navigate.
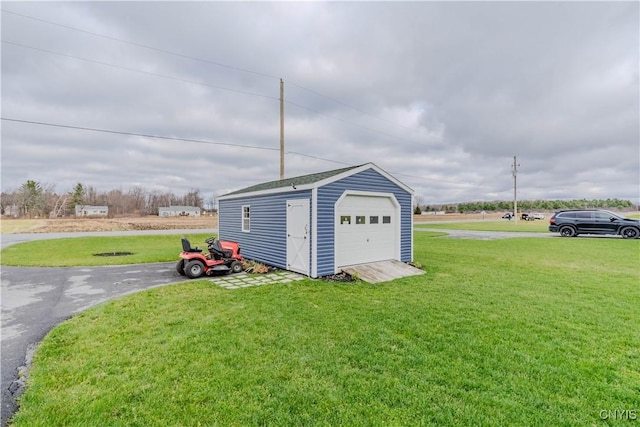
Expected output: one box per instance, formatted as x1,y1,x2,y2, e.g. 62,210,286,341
0,233,212,266
10,234,640,426
416,211,640,233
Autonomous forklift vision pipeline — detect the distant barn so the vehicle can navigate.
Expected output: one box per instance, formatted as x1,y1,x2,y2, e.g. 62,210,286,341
75,205,108,217
158,206,201,217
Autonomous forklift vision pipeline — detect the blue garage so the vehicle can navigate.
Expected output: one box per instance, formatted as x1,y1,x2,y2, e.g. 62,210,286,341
217,163,414,278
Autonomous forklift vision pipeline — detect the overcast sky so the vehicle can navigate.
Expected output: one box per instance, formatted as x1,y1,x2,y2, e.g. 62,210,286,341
1,1,638,205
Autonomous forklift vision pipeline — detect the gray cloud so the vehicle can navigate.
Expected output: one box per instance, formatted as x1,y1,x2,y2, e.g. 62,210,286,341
1,1,638,205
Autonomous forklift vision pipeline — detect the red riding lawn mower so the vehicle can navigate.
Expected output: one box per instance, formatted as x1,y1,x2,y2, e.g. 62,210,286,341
177,237,244,279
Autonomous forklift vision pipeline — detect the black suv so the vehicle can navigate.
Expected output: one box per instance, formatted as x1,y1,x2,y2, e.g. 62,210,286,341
548,210,640,239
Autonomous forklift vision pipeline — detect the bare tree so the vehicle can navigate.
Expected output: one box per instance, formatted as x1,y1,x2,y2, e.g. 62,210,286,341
205,194,216,213
50,194,68,218
128,186,147,215
85,185,99,205
106,188,126,217
414,195,424,213
1,190,16,216
146,191,161,215
182,188,203,208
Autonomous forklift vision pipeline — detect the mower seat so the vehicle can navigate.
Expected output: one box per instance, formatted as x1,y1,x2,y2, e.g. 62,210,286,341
209,240,232,259
181,238,202,253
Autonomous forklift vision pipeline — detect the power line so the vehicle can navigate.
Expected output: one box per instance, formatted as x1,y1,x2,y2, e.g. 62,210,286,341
0,117,280,152
5,39,423,146
2,8,421,137
388,171,474,186
285,151,467,185
286,151,352,166
2,40,278,101
0,117,351,167
1,11,462,187
285,80,420,134
286,100,426,146
0,8,280,81
2,117,465,185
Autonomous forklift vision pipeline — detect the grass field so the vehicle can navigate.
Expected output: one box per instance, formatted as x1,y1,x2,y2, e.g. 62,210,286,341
0,234,213,267
416,212,640,233
0,219,47,234
0,216,217,234
10,233,640,426
415,219,550,232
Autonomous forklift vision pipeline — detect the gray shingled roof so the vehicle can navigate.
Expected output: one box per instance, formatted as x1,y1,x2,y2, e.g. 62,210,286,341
222,164,364,196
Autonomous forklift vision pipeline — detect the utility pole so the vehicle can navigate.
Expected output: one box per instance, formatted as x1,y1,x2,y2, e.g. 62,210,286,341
280,78,285,180
512,156,519,224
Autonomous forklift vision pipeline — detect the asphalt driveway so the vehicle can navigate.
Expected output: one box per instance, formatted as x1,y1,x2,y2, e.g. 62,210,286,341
415,228,556,239
1,229,216,425
0,261,190,425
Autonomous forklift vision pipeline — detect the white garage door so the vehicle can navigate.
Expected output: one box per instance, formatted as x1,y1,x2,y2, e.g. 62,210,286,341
335,193,399,268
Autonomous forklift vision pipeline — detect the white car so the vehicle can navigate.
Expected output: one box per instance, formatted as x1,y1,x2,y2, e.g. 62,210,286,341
530,213,545,220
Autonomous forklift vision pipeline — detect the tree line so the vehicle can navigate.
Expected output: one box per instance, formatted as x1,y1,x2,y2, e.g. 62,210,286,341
415,198,635,214
1,181,210,218
2,180,635,218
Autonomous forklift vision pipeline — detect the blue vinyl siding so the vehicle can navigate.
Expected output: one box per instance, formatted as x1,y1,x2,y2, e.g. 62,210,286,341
316,169,412,276
219,190,312,270
218,165,412,278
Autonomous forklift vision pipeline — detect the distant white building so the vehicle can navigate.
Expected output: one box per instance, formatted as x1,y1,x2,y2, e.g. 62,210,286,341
158,206,201,217
75,205,108,217
2,205,19,217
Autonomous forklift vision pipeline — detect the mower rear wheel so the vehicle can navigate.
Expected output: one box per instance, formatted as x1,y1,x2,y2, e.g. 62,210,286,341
230,260,243,274
176,259,186,276
185,260,205,279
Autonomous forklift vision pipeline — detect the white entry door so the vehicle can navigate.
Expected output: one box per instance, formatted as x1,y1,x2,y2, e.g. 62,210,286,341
286,199,310,275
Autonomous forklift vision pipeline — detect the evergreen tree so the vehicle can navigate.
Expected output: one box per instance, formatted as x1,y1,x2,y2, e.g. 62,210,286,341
16,180,45,218
70,182,85,207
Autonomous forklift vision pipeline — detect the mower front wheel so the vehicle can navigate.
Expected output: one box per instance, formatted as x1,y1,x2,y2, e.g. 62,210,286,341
185,260,205,279
176,259,186,276
230,260,243,274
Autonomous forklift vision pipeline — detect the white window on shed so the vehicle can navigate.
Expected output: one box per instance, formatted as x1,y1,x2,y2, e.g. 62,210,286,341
242,205,250,232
